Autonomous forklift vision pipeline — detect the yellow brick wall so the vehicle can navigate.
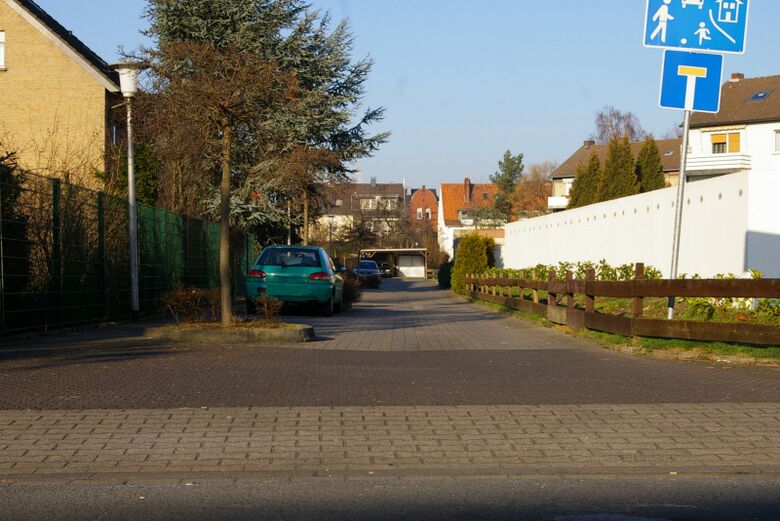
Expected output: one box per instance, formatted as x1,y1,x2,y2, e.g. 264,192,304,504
0,1,111,190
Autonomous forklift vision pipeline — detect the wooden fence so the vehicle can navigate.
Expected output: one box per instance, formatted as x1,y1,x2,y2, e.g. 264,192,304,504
465,264,780,346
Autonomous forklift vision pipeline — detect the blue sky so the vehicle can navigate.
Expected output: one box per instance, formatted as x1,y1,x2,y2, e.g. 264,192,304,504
35,0,780,187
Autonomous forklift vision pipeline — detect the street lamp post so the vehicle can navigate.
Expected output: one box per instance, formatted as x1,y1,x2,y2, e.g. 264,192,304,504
327,215,335,253
112,62,142,321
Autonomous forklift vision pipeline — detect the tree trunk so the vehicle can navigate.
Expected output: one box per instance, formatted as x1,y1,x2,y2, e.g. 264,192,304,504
220,121,232,325
302,191,309,246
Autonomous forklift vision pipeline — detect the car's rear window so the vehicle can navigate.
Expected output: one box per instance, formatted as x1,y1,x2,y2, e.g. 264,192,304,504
358,261,377,269
258,248,322,268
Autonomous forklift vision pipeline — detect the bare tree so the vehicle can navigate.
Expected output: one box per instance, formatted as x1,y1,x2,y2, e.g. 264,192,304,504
592,106,646,144
515,161,555,217
145,41,298,325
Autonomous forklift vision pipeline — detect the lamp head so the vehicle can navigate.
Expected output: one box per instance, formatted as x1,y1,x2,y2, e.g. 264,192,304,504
111,62,143,98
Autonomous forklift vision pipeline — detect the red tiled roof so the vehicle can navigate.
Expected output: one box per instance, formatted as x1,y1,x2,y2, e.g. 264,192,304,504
440,180,497,227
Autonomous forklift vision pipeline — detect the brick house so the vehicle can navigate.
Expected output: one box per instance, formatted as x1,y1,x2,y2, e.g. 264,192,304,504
408,186,438,233
0,0,121,189
316,177,406,237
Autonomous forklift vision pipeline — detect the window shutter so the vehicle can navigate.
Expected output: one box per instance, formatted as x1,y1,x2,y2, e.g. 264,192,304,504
728,133,741,153
0,31,5,69
711,134,727,144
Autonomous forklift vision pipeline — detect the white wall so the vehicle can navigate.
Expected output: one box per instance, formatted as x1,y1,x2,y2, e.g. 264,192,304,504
503,171,780,277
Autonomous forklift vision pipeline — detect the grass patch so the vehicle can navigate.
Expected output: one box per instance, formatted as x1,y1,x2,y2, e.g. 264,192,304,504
464,292,780,364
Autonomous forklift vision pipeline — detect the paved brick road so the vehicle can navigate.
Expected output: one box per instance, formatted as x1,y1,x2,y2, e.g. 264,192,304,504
2,404,779,480
0,279,778,481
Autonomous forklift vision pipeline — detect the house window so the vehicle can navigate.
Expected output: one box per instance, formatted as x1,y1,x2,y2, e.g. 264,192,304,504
482,192,488,200
425,208,432,220
0,31,5,69
360,198,377,210
712,132,740,154
775,131,780,153
416,208,423,220
458,209,474,222
335,199,342,207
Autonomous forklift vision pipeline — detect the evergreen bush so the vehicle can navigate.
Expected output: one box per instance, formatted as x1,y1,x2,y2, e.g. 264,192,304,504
451,234,496,293
437,261,453,289
635,137,666,192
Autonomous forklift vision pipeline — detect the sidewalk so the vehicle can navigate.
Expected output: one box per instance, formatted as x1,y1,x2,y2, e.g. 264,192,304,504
2,403,779,482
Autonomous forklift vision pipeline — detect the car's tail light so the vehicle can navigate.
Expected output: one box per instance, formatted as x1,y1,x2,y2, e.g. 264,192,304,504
308,272,331,280
248,269,266,278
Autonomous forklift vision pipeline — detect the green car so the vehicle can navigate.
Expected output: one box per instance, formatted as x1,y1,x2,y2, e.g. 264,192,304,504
246,245,345,315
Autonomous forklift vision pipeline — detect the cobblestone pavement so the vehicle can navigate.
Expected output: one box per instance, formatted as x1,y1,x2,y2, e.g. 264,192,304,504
281,279,586,351
1,404,779,480
0,279,778,481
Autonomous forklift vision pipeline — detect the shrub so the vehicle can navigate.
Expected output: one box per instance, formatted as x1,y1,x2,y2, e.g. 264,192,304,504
341,276,362,310
451,234,496,293
437,261,453,289
161,286,219,323
255,295,284,323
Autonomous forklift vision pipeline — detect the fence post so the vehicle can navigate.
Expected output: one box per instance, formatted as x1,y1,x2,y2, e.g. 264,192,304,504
531,272,539,304
97,192,107,319
566,270,574,311
632,263,645,319
547,270,557,318
51,178,62,330
585,268,595,314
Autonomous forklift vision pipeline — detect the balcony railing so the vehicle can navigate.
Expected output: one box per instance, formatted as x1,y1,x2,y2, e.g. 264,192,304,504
686,153,751,173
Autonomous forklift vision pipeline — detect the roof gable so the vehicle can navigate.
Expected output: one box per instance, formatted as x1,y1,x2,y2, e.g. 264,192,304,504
5,0,119,92
553,138,682,180
439,181,497,226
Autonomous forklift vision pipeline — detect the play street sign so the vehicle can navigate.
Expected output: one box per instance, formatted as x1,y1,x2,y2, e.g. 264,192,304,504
660,50,723,112
644,0,749,54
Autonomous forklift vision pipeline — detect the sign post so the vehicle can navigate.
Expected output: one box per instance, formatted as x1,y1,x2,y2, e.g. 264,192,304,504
643,0,748,318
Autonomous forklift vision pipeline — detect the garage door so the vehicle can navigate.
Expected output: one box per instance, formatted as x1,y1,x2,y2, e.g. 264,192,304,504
398,255,425,278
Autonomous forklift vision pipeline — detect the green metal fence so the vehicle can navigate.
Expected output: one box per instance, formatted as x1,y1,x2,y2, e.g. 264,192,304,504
0,168,255,336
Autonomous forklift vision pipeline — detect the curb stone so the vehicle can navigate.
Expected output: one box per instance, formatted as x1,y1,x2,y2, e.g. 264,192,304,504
143,323,316,344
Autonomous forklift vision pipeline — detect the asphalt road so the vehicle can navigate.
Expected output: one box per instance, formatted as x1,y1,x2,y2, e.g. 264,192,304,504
1,475,779,521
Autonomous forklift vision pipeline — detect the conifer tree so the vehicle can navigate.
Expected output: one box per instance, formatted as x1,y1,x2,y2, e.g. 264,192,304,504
635,137,666,192
489,150,524,222
567,152,600,209
598,136,639,202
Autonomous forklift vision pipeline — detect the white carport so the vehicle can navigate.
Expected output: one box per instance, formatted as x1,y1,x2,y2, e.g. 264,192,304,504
359,248,429,279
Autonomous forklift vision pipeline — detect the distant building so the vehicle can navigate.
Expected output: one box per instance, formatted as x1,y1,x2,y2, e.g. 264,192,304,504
317,177,406,235
408,186,438,233
438,177,498,258
548,138,682,211
686,73,780,180
0,0,122,189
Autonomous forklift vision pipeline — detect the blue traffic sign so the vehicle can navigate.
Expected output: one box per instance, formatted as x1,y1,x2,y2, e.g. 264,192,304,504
659,50,723,113
644,0,749,54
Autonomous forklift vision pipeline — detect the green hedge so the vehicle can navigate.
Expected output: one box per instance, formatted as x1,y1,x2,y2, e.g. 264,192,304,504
451,234,495,293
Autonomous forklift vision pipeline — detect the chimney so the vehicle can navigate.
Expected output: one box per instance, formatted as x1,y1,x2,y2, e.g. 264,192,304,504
370,177,377,187
583,139,596,149
464,177,471,203
730,72,744,82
